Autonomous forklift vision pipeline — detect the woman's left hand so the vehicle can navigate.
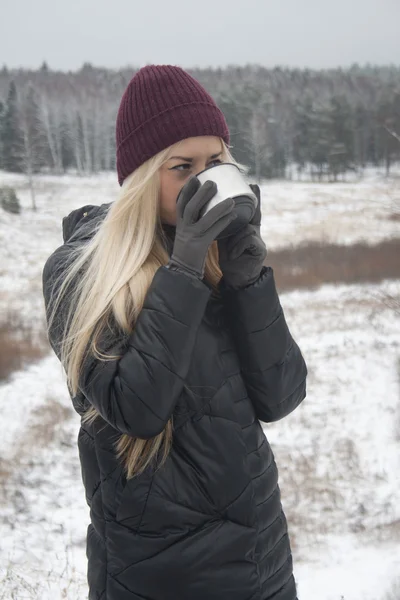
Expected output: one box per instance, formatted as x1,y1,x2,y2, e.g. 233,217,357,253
218,184,267,289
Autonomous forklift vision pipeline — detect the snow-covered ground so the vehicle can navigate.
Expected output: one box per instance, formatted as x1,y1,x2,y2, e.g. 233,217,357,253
0,169,399,599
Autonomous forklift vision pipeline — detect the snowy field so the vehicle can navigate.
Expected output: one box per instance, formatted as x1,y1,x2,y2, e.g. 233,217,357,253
0,168,399,599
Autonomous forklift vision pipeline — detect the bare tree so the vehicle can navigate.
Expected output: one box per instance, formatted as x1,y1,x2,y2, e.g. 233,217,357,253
39,96,64,173
18,84,47,211
384,125,400,144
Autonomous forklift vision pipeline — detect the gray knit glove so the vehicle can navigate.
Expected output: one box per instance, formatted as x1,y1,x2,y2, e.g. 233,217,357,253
168,177,237,279
218,184,267,289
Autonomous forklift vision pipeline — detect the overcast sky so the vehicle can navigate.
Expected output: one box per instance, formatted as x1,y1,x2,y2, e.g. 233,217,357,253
1,0,399,72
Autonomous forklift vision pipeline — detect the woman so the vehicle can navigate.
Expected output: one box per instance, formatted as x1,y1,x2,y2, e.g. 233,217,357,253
42,65,307,600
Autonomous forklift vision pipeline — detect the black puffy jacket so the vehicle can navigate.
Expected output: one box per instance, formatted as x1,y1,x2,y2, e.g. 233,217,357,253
42,203,307,600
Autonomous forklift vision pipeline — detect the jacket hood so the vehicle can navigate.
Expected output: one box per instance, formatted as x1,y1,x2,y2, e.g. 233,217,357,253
61,201,176,258
62,202,112,243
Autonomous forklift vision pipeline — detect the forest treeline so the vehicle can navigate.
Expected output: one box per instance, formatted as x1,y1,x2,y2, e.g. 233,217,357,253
0,62,399,181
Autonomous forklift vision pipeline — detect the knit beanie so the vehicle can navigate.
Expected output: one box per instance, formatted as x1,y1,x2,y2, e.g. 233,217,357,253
116,65,230,186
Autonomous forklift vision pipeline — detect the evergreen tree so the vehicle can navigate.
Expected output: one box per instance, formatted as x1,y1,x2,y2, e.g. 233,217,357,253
352,103,370,170
2,81,24,173
293,98,313,178
0,100,4,169
308,103,332,180
328,142,348,181
20,84,48,174
217,94,249,168
375,92,400,175
328,95,353,178
40,61,49,73
56,115,74,171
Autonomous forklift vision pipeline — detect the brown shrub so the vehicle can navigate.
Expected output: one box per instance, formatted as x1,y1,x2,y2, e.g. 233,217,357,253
268,238,400,292
0,394,73,508
26,397,73,450
0,312,49,382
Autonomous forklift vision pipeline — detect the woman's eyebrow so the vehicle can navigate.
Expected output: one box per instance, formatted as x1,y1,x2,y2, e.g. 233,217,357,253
168,151,222,162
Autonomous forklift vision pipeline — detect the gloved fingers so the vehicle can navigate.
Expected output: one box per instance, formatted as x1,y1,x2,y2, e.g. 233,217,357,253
208,210,238,241
249,183,260,201
196,196,236,233
224,224,254,254
249,184,262,227
176,176,201,220
229,230,266,261
184,180,218,224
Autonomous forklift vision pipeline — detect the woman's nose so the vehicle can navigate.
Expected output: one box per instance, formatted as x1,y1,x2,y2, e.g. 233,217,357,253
195,163,208,176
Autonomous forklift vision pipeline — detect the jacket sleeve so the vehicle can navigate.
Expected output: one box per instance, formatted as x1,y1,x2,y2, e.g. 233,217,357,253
42,246,211,439
219,266,307,423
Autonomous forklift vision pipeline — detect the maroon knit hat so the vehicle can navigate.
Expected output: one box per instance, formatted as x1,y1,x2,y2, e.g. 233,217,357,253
115,65,230,186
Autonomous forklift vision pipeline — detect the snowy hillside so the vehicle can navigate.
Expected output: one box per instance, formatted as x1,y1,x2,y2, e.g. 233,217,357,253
0,169,399,600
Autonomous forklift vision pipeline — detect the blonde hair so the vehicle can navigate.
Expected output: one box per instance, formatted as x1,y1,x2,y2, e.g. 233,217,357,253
46,138,238,480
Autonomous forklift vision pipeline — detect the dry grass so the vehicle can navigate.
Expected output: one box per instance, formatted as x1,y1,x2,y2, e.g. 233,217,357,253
396,357,400,444
268,238,400,292
25,398,73,451
0,392,80,599
278,443,356,546
0,549,86,600
0,394,73,507
0,565,39,600
0,311,49,381
365,518,400,544
274,425,399,550
383,576,400,600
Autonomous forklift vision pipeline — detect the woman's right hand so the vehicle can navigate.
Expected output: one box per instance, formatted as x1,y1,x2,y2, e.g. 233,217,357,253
168,177,237,279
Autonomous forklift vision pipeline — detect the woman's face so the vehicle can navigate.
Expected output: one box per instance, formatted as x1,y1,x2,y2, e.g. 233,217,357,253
159,136,224,225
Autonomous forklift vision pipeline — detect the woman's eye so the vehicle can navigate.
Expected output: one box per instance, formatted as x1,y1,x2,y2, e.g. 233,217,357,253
171,164,191,172
170,159,222,173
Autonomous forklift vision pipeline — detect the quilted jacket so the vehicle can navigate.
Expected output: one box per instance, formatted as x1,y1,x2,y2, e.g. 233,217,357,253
42,202,307,600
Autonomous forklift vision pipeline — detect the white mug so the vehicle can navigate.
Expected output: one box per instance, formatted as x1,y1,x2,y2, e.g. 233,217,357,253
196,163,257,239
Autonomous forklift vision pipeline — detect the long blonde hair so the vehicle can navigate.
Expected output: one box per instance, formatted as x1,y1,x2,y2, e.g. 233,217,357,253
46,138,238,480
